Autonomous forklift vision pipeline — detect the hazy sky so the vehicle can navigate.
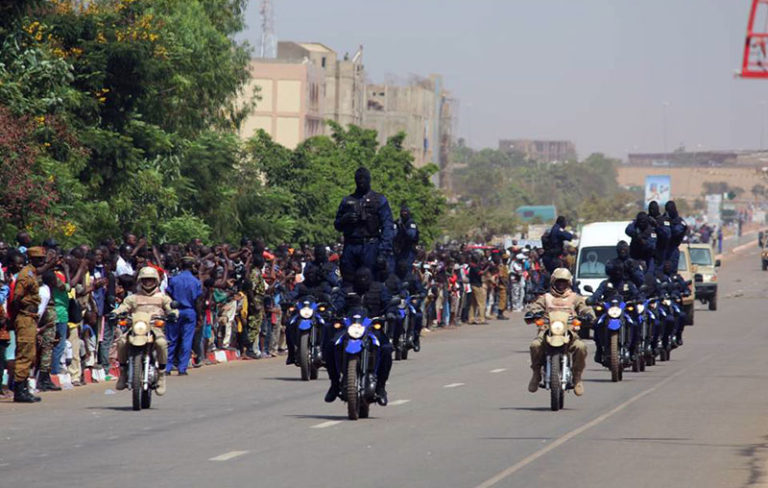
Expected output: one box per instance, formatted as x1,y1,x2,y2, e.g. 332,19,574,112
239,0,766,159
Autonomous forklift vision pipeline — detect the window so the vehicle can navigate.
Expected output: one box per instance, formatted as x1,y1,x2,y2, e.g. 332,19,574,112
576,246,615,279
321,57,326,68
689,248,712,266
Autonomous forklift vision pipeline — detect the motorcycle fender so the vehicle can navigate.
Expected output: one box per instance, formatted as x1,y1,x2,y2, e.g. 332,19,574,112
129,334,148,346
546,335,568,347
345,339,363,354
298,319,313,331
370,334,380,347
597,315,605,326
399,309,407,319
608,319,622,331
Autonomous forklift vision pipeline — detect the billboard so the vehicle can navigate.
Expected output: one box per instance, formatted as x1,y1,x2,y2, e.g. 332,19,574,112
644,175,671,206
705,194,722,226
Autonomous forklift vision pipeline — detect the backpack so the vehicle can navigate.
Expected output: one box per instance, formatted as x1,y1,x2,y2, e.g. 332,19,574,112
541,229,554,252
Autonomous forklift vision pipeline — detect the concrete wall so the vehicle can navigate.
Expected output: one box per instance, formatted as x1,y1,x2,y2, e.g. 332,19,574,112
617,165,765,200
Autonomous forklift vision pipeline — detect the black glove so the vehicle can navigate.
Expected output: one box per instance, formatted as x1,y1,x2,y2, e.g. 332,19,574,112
648,216,657,228
339,211,359,225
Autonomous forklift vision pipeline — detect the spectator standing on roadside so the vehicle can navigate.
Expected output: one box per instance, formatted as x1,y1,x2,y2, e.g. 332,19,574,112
165,257,202,376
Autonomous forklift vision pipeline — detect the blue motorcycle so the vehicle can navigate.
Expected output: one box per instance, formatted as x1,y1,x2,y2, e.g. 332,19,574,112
391,293,423,361
288,296,329,381
593,298,634,382
335,311,385,420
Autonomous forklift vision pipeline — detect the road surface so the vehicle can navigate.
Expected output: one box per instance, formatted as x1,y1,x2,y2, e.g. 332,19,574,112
2,247,767,488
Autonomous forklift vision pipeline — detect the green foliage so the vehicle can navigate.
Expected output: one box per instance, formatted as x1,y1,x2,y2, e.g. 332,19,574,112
159,214,212,244
447,147,641,238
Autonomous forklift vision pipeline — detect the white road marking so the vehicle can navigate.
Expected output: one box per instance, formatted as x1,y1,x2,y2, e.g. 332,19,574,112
443,383,465,388
209,450,249,462
311,420,342,429
389,399,411,406
490,368,507,373
472,361,702,488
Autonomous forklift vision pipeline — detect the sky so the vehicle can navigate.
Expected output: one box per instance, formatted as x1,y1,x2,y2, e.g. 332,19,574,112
238,0,768,160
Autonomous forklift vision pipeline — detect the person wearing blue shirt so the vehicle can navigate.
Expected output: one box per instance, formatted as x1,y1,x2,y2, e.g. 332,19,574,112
542,216,575,273
334,167,395,284
165,257,202,375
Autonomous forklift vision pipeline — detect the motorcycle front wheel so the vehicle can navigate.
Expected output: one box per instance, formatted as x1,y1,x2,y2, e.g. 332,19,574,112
346,357,360,420
609,331,620,383
131,353,143,411
549,352,563,412
298,333,311,381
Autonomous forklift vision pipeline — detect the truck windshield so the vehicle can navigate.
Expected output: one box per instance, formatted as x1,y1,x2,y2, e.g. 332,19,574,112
576,246,615,279
689,248,713,266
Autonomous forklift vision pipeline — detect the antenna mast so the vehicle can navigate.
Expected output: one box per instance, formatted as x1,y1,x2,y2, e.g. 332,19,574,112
258,0,277,58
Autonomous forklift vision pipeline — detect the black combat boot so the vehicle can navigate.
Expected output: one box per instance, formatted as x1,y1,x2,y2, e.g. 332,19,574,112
376,384,388,406
37,372,62,391
13,382,39,403
325,382,339,403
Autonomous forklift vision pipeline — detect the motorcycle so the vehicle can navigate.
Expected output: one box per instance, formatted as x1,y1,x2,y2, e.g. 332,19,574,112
391,292,423,361
116,310,168,411
334,311,385,420
525,310,585,412
654,283,684,361
288,296,329,380
636,297,658,368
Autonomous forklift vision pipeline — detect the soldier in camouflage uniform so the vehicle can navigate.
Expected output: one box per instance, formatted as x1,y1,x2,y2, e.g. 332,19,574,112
246,254,266,359
36,271,61,391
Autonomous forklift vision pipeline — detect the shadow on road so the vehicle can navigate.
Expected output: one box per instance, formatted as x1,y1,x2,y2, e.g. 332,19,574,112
265,377,306,382
482,436,553,441
85,406,136,412
499,406,565,412
287,414,349,421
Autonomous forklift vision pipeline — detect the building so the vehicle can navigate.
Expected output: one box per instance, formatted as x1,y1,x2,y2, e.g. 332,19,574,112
627,151,737,167
277,41,365,133
238,58,325,148
499,139,577,163
364,74,455,186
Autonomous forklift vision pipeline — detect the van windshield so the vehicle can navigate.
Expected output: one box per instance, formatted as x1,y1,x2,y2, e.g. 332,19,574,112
689,248,713,266
576,246,615,279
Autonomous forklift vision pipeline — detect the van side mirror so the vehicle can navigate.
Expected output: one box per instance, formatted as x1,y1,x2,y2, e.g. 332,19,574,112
715,259,721,267
583,285,594,293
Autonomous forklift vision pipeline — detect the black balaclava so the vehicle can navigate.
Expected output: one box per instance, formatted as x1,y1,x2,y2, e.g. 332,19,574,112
353,267,372,295
606,259,623,283
665,200,678,219
662,260,673,275
313,244,328,265
616,240,630,260
636,212,649,230
556,216,566,228
374,255,389,281
303,264,321,288
395,259,409,280
648,201,660,218
354,167,371,196
400,205,411,222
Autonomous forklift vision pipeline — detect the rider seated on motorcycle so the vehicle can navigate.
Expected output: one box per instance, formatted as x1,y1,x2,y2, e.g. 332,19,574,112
655,260,690,346
324,267,393,406
587,259,641,364
284,263,344,365
385,259,427,350
615,240,646,288
526,268,595,396
112,267,175,395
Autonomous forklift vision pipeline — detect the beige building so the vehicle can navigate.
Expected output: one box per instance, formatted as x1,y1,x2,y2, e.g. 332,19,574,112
238,59,325,148
499,139,577,163
277,41,365,133
364,75,454,186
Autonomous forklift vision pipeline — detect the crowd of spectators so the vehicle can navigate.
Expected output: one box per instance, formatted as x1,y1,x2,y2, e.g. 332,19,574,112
0,229,567,398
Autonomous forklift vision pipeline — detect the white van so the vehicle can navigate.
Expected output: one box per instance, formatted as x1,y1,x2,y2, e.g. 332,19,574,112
575,221,632,296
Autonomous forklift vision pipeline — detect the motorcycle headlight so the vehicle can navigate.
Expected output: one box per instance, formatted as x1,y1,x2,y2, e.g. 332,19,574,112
636,304,645,313
347,322,365,339
132,321,149,335
550,321,566,336
607,306,622,318
299,307,313,319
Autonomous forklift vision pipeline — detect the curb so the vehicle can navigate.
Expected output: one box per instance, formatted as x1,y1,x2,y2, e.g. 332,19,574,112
46,349,242,389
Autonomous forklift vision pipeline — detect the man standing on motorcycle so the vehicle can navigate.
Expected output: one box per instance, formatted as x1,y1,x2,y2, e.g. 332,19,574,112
334,167,395,284
655,260,690,347
394,205,419,271
527,268,594,396
587,260,640,364
662,201,688,271
325,267,393,406
113,267,173,395
614,240,645,287
625,212,658,274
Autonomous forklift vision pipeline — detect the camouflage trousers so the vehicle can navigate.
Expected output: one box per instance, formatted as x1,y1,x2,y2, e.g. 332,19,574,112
38,308,57,373
248,306,264,345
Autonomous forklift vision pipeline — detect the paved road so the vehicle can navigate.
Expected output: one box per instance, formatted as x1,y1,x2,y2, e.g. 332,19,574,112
2,248,768,488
